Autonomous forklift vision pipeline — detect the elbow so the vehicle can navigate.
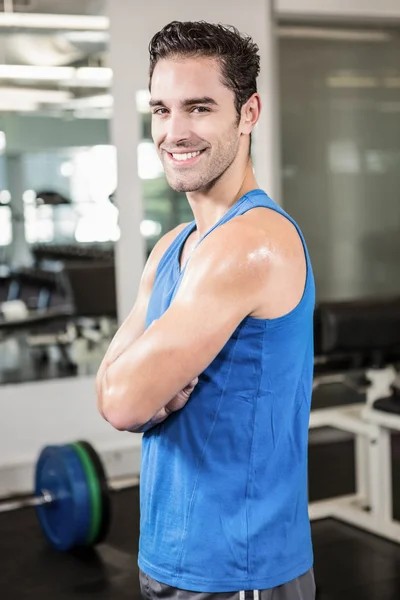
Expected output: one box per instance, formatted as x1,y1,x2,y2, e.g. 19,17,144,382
101,388,146,432
103,408,128,432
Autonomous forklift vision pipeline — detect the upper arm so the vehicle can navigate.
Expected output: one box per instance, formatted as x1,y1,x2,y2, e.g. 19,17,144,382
96,223,189,375
144,222,270,379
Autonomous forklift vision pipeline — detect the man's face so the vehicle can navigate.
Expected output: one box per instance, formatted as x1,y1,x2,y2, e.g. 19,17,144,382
150,56,242,193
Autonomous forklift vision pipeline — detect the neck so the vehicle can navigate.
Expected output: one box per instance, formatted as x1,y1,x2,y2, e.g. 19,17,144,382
186,158,258,240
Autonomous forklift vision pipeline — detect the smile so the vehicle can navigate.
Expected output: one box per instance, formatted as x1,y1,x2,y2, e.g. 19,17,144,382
167,150,205,165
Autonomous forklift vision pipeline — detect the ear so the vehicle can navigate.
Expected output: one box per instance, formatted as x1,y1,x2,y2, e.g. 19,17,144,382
239,93,262,135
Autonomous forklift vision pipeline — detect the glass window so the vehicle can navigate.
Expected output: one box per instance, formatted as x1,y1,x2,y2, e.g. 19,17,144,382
279,24,400,301
21,146,119,246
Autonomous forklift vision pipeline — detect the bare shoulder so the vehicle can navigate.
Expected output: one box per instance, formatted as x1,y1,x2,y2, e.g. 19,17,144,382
187,208,307,319
192,207,304,269
241,208,307,318
241,207,305,260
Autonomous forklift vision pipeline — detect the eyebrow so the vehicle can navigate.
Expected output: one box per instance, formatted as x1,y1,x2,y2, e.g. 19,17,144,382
149,96,218,108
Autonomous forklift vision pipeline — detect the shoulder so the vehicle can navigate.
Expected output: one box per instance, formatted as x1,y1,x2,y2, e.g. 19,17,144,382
241,206,306,262
191,207,304,277
182,216,271,297
183,208,306,318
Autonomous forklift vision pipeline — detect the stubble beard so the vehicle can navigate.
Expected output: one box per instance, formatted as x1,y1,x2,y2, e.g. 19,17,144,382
163,127,240,193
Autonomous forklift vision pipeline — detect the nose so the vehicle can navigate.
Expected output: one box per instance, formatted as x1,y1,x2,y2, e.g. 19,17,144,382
164,111,192,147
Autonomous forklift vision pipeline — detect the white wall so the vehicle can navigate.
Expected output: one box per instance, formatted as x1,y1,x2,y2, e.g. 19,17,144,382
0,376,141,497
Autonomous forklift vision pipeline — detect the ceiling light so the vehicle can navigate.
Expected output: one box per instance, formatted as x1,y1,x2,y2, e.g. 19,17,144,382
0,13,108,32
76,67,112,81
0,65,112,87
0,65,74,81
63,94,113,109
327,75,378,88
279,27,391,42
0,87,72,103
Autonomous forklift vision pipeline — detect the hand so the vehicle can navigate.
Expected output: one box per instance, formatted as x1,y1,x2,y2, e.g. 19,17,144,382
129,377,198,432
164,376,199,415
151,376,199,423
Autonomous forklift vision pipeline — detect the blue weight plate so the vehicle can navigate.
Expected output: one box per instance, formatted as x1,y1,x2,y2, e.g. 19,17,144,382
35,444,92,551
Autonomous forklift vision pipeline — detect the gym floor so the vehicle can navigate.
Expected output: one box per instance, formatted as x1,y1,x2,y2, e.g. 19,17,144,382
3,386,400,599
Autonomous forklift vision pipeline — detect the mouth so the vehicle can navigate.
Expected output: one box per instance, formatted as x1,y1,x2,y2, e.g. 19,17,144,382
165,149,206,166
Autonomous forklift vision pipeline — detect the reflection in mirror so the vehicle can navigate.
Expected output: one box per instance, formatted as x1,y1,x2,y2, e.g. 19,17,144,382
0,21,118,386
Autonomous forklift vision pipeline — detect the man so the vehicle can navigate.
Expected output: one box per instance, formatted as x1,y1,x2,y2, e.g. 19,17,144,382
96,20,316,600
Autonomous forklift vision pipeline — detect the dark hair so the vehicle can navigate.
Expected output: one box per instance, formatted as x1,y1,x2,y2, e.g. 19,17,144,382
148,21,260,117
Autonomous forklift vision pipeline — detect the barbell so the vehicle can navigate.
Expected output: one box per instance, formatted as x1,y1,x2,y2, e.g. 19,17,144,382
0,440,139,551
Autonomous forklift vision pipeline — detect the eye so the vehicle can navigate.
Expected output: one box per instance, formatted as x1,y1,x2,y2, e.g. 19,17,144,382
152,107,168,115
192,106,210,113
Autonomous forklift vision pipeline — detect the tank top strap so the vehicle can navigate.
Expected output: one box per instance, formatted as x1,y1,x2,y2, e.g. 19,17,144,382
174,193,250,277
156,221,196,277
195,190,254,246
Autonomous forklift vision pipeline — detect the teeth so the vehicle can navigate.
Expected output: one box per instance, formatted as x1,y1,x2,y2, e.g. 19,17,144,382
172,151,201,161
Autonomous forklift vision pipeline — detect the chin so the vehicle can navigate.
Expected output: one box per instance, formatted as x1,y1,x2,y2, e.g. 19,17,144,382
167,177,203,194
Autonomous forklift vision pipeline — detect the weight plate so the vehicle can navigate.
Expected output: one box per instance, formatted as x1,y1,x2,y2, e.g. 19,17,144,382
35,444,91,551
70,442,102,546
77,440,111,545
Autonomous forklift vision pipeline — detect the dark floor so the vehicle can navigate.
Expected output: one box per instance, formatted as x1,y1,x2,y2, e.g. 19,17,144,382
3,485,400,600
2,383,400,599
3,432,400,600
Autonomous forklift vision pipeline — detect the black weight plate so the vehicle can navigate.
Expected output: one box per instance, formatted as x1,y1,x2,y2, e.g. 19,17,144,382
77,440,111,545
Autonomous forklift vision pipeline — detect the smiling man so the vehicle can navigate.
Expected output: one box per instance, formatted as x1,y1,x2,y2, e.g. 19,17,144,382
96,20,316,600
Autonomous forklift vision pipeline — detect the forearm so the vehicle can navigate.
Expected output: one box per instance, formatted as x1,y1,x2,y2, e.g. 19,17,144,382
99,326,201,433
96,311,147,414
100,333,194,431
99,359,173,432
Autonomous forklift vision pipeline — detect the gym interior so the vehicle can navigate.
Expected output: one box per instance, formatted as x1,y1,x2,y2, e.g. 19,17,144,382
1,1,400,599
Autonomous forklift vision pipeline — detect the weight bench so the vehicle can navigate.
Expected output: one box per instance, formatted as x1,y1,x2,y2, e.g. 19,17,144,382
0,261,117,377
309,296,400,543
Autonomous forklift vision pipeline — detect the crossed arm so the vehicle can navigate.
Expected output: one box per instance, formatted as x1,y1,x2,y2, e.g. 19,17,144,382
96,222,269,432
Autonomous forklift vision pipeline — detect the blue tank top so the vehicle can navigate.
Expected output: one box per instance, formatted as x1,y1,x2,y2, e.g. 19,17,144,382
138,189,315,592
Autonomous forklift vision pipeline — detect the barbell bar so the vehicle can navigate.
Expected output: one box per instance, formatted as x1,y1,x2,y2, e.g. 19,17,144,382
0,475,140,513
0,440,140,551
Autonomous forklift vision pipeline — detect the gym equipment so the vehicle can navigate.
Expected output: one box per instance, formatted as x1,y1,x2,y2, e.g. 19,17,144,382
68,442,103,546
310,296,400,544
77,440,111,545
35,444,92,551
0,440,139,552
0,261,118,379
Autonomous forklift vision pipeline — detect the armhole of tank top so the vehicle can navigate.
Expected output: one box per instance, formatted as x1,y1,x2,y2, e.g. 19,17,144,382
153,222,194,282
241,197,314,327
